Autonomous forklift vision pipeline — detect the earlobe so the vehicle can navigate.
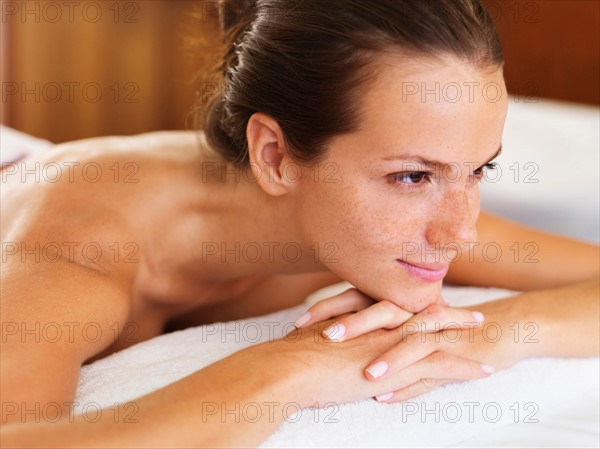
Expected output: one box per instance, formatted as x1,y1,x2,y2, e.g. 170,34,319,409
246,112,294,196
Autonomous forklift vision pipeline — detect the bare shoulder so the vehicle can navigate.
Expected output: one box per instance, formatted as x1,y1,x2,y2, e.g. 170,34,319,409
2,130,209,238
0,132,210,418
48,130,206,163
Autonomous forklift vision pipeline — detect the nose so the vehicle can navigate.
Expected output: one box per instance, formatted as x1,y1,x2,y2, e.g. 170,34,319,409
426,187,479,249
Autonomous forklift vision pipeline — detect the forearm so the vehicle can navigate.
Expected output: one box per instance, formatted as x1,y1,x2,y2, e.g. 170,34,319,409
447,212,600,291
1,349,297,449
513,278,600,359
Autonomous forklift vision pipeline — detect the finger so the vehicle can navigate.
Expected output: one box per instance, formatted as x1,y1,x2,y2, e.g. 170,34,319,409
374,378,453,403
365,329,493,380
364,332,434,380
372,353,494,402
377,361,494,403
397,303,484,341
284,313,355,338
365,335,494,382
322,300,413,342
292,288,374,328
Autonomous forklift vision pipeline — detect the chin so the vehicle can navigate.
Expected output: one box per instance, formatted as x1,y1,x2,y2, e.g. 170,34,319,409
352,277,443,313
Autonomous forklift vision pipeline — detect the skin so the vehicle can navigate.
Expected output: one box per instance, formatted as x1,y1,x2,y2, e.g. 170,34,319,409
288,55,505,311
1,54,598,447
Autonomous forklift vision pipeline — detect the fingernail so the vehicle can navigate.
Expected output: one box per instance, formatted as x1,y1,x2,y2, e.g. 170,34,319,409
441,296,449,305
481,364,495,374
366,361,389,379
323,323,346,341
472,311,485,323
294,312,311,328
375,392,394,402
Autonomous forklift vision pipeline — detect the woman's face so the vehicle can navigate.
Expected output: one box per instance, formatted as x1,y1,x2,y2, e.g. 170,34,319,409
292,55,508,312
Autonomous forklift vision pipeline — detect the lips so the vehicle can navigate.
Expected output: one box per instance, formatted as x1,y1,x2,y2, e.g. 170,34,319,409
396,259,449,282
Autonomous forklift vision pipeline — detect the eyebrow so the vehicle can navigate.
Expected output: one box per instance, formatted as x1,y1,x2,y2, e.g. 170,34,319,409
381,145,503,169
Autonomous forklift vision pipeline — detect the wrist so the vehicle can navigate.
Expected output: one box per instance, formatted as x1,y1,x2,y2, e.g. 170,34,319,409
498,280,600,361
502,291,556,360
471,294,539,366
235,341,313,410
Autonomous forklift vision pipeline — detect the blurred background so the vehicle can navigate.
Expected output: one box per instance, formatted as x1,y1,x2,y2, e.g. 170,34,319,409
1,0,599,143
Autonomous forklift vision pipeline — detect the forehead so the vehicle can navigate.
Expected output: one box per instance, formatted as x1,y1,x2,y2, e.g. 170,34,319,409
349,53,508,160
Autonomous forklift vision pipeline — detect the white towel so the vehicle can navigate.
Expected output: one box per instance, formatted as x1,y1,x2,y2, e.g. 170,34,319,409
0,125,52,164
74,283,599,447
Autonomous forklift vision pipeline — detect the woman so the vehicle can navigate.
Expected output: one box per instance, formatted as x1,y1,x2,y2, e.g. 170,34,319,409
2,0,598,447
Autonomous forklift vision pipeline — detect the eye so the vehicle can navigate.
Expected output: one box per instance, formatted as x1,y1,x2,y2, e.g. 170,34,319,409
471,162,497,181
389,171,431,186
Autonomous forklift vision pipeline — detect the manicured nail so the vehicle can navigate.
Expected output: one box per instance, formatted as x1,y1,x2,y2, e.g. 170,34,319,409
323,323,346,341
472,311,485,323
294,312,311,328
365,361,389,379
375,392,394,402
481,364,495,374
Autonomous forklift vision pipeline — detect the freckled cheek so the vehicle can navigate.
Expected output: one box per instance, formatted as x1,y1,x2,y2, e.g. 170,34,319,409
298,182,362,242
305,181,432,250
365,200,432,243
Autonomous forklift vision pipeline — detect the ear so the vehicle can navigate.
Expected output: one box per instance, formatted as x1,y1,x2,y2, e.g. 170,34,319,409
246,112,298,196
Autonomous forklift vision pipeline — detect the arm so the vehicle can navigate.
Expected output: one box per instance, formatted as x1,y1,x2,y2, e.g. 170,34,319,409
291,279,599,404
1,259,131,426
366,278,600,402
499,278,600,359
0,273,418,448
1,217,303,448
2,349,295,448
446,211,599,359
445,211,600,290
1,248,298,448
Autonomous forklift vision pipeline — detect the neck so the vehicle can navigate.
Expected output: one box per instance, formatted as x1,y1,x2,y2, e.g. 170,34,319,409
190,173,328,281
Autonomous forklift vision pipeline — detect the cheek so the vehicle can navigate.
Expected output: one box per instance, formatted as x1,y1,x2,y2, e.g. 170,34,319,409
298,177,444,313
302,177,434,258
351,190,434,249
375,201,430,241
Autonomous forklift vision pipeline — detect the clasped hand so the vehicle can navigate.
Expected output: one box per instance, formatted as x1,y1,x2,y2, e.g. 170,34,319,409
292,288,524,403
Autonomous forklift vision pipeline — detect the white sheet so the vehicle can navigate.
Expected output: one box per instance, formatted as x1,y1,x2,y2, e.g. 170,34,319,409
75,283,600,448
480,98,600,244
0,125,52,164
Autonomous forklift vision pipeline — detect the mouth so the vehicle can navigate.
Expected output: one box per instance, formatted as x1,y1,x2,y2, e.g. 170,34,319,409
396,259,449,282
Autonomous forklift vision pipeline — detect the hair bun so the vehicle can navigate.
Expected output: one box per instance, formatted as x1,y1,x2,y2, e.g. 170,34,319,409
219,0,257,38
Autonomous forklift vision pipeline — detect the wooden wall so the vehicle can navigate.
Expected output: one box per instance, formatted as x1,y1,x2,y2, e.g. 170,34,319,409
482,0,599,105
1,0,598,143
1,0,210,143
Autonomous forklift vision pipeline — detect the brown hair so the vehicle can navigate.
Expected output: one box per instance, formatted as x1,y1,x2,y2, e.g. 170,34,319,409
199,0,503,166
